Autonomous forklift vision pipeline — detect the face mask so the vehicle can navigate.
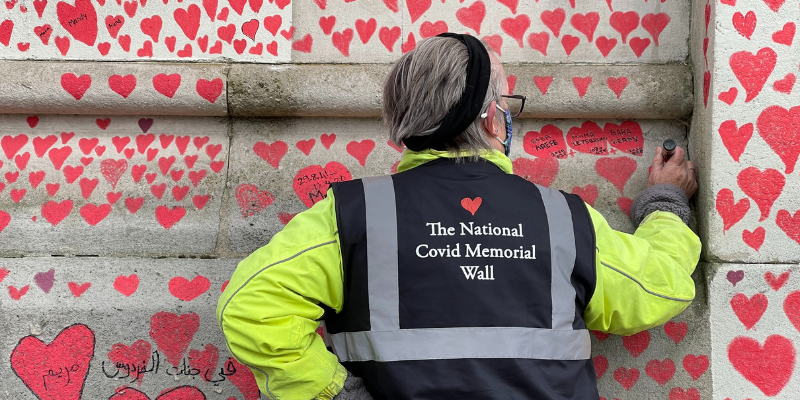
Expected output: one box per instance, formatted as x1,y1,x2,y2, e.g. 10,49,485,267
500,106,513,156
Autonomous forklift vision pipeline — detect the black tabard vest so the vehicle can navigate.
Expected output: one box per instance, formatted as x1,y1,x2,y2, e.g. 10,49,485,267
325,159,598,400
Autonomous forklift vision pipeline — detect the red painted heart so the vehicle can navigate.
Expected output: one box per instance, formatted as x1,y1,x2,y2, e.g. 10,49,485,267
149,311,199,367
728,335,795,396
293,162,352,208
11,324,95,400
235,183,275,217
737,167,784,221
523,125,567,159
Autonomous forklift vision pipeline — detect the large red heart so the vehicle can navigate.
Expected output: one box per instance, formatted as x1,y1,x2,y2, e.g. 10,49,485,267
604,121,643,156
715,188,750,232
728,335,795,396
293,162,353,208
455,1,485,35
406,0,431,23
500,15,530,48
149,311,199,367
523,125,567,159
756,105,800,174
196,78,223,103
42,200,73,226
152,73,181,98
730,48,777,102
108,74,136,98
11,324,95,400
332,28,354,56
570,12,599,42
567,121,607,156
595,157,636,193
512,157,559,187
109,386,206,400
737,167,784,221
1,134,28,159
107,339,151,385
56,0,98,46
730,293,767,329
641,12,670,45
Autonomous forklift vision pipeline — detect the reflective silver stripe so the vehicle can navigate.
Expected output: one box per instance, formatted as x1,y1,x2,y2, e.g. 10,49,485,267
536,185,577,330
331,327,591,362
362,176,400,331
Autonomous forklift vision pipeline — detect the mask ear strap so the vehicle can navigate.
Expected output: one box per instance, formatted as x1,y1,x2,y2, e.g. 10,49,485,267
482,100,497,134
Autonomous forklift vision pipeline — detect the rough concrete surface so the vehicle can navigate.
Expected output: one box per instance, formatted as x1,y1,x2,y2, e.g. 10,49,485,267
0,258,251,400
229,63,693,119
696,0,800,263
0,61,228,116
0,257,709,400
222,117,687,255
0,115,229,257
709,263,800,399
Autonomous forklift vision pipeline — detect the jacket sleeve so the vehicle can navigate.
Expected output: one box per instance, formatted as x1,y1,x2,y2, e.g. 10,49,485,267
216,190,348,400
582,206,702,336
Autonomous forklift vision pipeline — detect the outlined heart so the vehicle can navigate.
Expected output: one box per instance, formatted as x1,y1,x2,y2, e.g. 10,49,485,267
109,386,207,400
10,324,95,400
461,197,482,216
235,183,275,217
728,335,795,396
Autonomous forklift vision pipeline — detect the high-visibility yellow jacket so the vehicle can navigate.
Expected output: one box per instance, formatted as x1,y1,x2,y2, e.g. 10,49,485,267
216,149,702,400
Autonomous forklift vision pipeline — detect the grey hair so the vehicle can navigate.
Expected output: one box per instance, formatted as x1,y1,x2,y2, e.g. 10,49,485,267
382,36,507,162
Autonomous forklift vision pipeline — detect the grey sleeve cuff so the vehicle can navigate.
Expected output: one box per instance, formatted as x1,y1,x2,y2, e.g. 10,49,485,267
630,184,691,227
333,371,374,400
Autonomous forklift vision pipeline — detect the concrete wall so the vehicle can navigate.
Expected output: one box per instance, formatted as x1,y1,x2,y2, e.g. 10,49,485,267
0,0,795,399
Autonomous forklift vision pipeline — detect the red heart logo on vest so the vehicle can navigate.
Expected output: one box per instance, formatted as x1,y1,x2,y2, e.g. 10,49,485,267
11,324,95,400
461,197,482,216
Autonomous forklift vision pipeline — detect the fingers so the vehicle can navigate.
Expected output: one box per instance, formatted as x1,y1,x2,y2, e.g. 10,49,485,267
651,146,664,172
666,146,687,166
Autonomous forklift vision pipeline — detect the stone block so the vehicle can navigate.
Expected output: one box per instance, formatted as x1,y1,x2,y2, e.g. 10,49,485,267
0,115,228,257
290,0,403,63
228,64,693,119
401,0,689,64
709,263,800,399
694,0,800,262
592,267,711,399
0,0,292,62
0,257,255,400
0,61,227,116
223,117,687,255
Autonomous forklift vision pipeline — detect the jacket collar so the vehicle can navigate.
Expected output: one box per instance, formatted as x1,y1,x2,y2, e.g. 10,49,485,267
396,149,514,174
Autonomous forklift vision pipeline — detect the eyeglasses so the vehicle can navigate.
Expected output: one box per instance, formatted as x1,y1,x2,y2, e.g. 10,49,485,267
502,94,526,119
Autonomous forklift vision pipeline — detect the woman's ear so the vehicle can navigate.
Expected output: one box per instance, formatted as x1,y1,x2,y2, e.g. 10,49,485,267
483,100,497,134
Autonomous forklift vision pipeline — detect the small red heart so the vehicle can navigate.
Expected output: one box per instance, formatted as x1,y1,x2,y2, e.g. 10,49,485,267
461,197,482,216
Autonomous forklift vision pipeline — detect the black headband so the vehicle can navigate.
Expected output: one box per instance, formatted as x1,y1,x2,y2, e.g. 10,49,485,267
402,33,492,151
